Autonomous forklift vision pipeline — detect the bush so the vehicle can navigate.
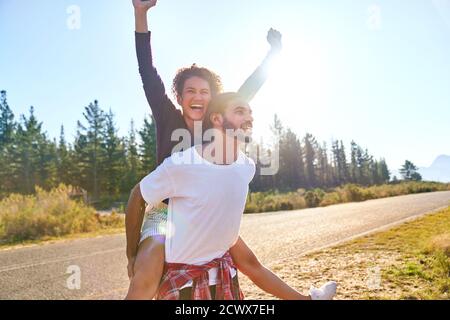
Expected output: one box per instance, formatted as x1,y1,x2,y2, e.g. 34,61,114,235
319,192,342,207
341,184,365,202
244,191,307,213
0,185,124,244
244,202,259,214
304,189,325,208
245,181,449,214
424,234,450,258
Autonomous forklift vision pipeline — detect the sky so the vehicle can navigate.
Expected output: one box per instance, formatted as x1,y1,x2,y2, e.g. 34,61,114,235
1,0,449,172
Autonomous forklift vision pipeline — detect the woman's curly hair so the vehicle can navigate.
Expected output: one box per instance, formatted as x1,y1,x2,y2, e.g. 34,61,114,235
172,64,223,98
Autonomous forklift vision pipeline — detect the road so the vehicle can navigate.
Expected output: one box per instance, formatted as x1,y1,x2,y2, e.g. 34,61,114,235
1,191,449,300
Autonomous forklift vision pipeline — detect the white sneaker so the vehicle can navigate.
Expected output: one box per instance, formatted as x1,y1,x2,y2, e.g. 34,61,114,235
309,281,337,300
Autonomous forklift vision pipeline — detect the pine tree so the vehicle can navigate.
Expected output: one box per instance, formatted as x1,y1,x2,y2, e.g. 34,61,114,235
14,107,49,193
73,126,89,191
76,100,106,200
316,142,331,187
269,114,284,190
270,114,283,138
356,145,365,185
350,140,359,183
0,90,15,147
379,158,390,183
0,91,17,195
399,160,421,181
56,125,75,185
360,149,373,185
138,115,157,176
123,120,141,193
339,140,350,184
303,133,317,188
331,140,341,184
40,138,59,189
278,129,304,191
103,109,126,196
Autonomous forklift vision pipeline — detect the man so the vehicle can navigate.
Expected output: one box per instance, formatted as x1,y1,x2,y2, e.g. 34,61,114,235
126,0,336,300
128,92,337,299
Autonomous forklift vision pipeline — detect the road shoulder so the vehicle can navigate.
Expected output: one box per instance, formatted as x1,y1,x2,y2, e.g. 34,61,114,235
240,206,450,299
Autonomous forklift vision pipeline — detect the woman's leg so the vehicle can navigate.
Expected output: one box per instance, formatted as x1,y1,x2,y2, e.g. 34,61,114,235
125,235,165,300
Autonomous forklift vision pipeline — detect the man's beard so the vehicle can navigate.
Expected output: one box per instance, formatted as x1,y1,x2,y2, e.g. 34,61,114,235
222,118,237,131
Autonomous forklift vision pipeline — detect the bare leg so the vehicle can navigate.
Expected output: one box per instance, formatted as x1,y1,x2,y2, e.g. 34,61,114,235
125,236,165,300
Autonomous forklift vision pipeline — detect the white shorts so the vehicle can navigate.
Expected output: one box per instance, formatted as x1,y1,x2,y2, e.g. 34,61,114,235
139,205,168,244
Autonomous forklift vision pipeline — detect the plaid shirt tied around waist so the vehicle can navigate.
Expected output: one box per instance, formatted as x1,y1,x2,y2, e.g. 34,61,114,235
157,251,244,300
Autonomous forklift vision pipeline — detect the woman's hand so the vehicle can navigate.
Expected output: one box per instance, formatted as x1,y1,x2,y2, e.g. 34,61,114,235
133,0,157,32
132,0,157,13
127,256,136,280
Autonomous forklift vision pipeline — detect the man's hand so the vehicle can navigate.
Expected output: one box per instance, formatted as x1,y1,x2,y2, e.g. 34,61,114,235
267,28,282,53
133,0,157,13
127,256,136,280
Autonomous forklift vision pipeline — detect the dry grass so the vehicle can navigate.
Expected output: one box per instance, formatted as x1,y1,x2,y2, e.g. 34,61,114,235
240,207,450,300
0,185,124,245
245,182,450,213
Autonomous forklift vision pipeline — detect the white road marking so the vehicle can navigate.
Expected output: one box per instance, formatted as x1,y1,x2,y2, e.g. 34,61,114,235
0,248,123,273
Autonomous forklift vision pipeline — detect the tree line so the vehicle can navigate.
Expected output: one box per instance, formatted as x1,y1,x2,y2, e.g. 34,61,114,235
1,90,394,205
0,91,156,203
249,115,391,192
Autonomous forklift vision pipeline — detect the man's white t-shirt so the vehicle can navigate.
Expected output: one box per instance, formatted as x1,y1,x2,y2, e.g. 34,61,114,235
139,145,255,286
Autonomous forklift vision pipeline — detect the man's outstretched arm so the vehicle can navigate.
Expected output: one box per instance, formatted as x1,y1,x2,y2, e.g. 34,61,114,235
230,236,311,300
237,28,282,102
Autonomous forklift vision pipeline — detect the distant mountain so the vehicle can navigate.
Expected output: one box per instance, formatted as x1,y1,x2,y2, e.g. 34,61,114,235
419,155,450,182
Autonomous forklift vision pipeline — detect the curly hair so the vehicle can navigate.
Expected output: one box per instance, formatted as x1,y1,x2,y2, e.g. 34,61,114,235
172,64,223,98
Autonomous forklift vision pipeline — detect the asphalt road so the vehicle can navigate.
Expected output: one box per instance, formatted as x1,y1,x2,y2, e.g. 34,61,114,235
1,191,449,300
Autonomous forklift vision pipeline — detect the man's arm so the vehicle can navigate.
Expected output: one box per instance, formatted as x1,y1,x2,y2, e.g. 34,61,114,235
237,28,282,102
230,236,310,300
133,0,177,123
125,184,146,278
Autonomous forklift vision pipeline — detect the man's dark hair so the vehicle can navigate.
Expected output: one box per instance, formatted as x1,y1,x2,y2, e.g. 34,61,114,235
203,92,247,132
172,64,223,98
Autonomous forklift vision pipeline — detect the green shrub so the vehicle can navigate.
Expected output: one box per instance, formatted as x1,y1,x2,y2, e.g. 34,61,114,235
341,184,365,202
244,191,307,213
304,189,325,208
245,181,449,214
319,192,342,207
244,202,259,213
0,185,124,244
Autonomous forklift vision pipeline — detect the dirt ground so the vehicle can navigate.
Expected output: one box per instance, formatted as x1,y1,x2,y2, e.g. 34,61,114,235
240,241,443,300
